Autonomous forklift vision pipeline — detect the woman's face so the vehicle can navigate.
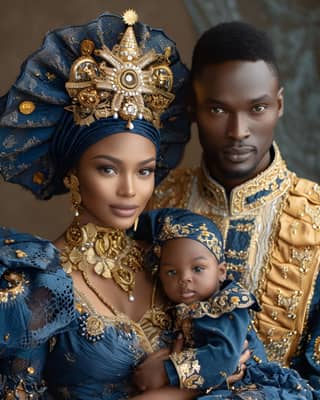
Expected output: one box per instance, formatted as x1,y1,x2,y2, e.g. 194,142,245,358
76,132,157,229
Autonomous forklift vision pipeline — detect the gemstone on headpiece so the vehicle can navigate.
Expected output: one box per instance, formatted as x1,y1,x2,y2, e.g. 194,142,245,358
65,10,175,128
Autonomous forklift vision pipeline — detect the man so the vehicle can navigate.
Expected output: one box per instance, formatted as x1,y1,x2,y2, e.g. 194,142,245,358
149,21,320,390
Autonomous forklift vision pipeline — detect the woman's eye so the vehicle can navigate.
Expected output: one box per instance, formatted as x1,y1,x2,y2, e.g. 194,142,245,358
139,168,155,177
193,266,204,273
252,104,267,113
98,166,117,175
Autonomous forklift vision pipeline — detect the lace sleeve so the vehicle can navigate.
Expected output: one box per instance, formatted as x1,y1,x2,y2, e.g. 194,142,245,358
0,345,48,399
0,227,75,353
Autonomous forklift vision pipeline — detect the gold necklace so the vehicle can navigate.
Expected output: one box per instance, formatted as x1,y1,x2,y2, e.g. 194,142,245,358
81,269,118,315
60,221,144,301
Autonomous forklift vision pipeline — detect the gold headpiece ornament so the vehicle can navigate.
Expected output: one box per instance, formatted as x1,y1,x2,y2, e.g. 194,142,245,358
65,9,174,129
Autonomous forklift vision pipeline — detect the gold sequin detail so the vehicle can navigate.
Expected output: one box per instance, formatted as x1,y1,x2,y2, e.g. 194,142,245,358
33,171,45,185
27,366,35,375
18,101,36,115
15,250,27,258
313,337,320,364
4,239,15,245
170,349,204,389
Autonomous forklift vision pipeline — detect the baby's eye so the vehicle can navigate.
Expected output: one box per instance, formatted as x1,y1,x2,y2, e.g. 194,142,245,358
193,266,205,273
166,270,177,276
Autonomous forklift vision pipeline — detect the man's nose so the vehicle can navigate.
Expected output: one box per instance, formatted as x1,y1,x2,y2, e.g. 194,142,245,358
227,113,250,140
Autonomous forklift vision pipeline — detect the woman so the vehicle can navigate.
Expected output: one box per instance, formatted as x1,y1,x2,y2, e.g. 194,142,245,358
0,10,195,399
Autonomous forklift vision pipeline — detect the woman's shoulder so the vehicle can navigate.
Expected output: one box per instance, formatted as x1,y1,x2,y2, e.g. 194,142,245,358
0,226,75,352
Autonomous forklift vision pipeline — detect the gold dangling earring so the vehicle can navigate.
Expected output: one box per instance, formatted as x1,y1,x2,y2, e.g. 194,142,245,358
63,174,83,247
64,174,82,217
133,216,139,232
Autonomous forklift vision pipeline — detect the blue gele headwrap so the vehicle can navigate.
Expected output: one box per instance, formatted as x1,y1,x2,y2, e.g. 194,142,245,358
0,12,190,199
136,208,225,264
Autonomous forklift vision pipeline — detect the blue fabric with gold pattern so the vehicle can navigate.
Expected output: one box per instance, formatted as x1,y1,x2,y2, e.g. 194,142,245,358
0,227,74,353
164,280,316,399
149,144,320,396
136,207,225,264
0,12,190,199
0,227,75,398
0,224,170,399
136,209,317,398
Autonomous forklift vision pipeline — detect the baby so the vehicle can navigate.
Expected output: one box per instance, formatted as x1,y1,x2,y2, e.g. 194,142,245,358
133,208,315,399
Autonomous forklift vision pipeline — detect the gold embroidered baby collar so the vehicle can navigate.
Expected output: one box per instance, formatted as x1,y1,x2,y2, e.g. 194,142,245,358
65,9,174,128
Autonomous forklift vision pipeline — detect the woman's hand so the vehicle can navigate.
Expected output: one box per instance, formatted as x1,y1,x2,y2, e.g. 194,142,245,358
133,348,170,391
130,387,198,400
227,340,250,386
133,333,185,391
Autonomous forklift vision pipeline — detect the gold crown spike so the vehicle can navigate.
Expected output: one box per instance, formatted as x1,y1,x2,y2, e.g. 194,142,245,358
65,10,174,128
123,9,138,25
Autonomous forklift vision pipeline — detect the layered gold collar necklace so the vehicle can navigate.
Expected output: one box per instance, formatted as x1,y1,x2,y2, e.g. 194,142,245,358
60,222,144,302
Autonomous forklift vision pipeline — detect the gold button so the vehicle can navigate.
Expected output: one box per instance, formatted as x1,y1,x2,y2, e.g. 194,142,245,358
19,101,36,115
27,366,35,375
15,250,27,258
4,239,15,244
4,333,10,341
33,171,45,185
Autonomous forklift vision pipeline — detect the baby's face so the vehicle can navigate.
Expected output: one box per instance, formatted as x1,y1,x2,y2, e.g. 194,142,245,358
159,238,226,304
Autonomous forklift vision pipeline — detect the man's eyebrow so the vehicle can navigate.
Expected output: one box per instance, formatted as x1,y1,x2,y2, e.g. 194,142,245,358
249,94,273,103
203,94,273,106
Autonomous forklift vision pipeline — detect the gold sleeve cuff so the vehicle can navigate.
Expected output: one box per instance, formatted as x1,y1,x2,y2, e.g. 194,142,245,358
169,349,204,389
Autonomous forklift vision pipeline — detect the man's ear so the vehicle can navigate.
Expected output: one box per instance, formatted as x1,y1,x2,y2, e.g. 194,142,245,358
277,87,284,118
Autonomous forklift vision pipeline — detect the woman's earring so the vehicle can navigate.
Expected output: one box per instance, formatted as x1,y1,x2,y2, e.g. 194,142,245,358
64,174,82,217
133,216,139,232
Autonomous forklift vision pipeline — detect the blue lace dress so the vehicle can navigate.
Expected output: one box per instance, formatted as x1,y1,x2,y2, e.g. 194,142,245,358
1,228,317,399
0,227,169,400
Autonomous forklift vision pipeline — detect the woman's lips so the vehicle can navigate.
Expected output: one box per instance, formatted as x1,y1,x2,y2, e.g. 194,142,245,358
110,205,138,218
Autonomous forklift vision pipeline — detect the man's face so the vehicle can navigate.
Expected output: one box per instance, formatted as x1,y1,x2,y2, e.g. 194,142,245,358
193,60,283,189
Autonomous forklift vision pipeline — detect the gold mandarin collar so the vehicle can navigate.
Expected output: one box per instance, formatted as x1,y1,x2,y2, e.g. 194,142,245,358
199,143,293,216
60,222,144,301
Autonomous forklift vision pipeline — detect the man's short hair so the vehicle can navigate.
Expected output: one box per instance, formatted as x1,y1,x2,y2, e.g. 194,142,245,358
191,21,279,80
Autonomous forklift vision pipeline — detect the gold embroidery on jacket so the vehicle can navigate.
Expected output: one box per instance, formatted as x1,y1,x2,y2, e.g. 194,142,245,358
170,349,204,389
150,145,320,366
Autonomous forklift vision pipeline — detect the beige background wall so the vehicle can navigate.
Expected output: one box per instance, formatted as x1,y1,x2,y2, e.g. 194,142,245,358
0,0,200,239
